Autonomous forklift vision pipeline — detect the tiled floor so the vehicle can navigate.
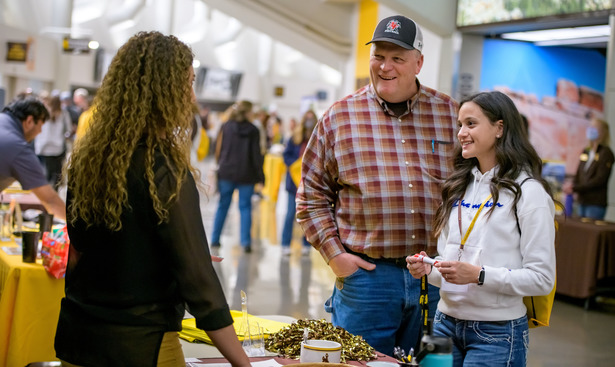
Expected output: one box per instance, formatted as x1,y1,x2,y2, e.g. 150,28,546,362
195,158,615,366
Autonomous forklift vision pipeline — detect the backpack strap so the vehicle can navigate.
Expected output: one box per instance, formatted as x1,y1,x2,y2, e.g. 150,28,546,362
514,177,533,234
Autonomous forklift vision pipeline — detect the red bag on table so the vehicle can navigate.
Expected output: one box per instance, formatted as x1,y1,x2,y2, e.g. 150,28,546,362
40,225,70,279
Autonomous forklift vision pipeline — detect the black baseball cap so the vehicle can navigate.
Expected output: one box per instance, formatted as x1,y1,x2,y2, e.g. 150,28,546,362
366,15,424,52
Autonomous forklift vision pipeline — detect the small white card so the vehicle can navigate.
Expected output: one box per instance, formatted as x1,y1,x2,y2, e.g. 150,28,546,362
183,359,283,367
1,246,21,255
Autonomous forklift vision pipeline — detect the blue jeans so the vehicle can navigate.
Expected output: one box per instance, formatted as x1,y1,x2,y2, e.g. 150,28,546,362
324,261,440,356
281,190,309,248
578,205,606,220
210,179,254,247
433,310,529,367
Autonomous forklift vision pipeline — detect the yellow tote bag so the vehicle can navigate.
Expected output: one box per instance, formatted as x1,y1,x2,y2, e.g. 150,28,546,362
515,182,558,328
524,278,556,328
289,157,302,187
196,128,210,161
523,220,558,328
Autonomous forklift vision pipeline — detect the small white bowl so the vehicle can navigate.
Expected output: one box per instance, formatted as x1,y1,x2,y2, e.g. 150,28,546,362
367,362,399,367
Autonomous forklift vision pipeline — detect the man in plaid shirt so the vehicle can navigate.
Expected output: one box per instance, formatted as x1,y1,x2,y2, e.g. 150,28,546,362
296,15,458,355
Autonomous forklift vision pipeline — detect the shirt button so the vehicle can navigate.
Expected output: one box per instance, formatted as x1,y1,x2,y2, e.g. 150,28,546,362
408,183,413,188
401,139,406,143
412,235,416,239
405,161,409,165
411,209,415,213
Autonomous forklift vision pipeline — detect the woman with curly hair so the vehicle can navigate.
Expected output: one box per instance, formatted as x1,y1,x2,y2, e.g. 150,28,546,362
54,32,250,367
408,91,556,366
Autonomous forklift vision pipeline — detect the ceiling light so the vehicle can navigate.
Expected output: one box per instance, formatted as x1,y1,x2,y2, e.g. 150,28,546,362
535,36,610,46
500,25,611,43
88,41,100,50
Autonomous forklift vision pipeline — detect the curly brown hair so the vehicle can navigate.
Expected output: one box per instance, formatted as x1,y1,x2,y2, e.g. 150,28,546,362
66,31,195,231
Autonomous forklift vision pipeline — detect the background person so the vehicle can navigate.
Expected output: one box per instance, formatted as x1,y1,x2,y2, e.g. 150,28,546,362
563,117,614,220
0,96,66,220
252,108,269,156
280,109,316,256
35,93,73,189
296,15,459,355
408,91,556,366
72,88,89,115
60,90,81,132
210,100,264,253
54,31,250,367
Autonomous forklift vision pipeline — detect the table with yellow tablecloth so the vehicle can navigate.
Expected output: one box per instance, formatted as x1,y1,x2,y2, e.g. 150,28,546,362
0,240,64,367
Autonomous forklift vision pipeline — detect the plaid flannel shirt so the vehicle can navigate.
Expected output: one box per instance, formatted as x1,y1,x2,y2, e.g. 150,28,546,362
296,82,458,262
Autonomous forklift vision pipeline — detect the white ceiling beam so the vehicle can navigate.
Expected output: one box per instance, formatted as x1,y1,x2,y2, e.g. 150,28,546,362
200,0,353,69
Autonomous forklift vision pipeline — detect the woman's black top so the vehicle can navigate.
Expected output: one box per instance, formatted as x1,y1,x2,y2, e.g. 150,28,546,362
55,145,233,366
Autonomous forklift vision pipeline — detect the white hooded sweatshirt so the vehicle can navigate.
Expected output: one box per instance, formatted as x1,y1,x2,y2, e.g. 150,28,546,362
429,166,556,321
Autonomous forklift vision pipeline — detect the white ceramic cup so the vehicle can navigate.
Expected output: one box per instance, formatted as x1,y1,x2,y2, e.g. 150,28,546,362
300,339,342,363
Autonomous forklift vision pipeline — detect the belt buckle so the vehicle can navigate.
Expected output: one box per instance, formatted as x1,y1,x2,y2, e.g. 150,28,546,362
395,257,407,267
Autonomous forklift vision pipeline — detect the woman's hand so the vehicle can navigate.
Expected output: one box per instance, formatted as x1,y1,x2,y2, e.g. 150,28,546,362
406,251,432,279
436,261,481,284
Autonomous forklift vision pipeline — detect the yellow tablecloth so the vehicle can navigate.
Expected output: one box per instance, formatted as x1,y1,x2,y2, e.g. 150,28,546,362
179,310,291,344
262,154,286,203
0,240,64,367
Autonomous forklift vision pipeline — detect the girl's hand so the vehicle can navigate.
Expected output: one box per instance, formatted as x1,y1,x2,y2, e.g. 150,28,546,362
406,251,432,279
436,261,481,284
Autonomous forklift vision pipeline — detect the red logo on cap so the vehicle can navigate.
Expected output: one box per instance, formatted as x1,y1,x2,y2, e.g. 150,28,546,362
385,20,401,35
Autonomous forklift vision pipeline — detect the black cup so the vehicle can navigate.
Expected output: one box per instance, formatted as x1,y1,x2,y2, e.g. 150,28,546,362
21,231,40,263
38,213,54,233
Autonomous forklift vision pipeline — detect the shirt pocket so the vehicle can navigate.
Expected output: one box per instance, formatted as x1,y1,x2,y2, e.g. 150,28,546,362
418,139,455,181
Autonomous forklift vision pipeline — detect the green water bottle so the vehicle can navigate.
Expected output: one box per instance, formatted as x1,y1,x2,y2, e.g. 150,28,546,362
416,321,453,367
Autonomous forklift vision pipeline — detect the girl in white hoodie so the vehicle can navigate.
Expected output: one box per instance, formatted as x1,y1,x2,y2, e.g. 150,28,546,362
408,91,556,367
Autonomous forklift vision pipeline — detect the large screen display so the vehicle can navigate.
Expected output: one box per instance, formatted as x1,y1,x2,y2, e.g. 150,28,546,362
457,0,612,28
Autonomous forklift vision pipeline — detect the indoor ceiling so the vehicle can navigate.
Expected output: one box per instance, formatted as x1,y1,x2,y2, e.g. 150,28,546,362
0,0,608,62
0,0,457,61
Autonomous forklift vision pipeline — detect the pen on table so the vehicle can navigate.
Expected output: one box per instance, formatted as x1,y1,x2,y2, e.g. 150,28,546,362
431,139,435,153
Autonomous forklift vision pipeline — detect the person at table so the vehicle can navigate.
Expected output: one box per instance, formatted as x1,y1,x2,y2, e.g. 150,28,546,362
35,93,73,189
280,109,316,256
54,31,250,367
296,15,458,355
0,96,67,220
408,91,556,366
209,100,264,253
563,117,614,220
